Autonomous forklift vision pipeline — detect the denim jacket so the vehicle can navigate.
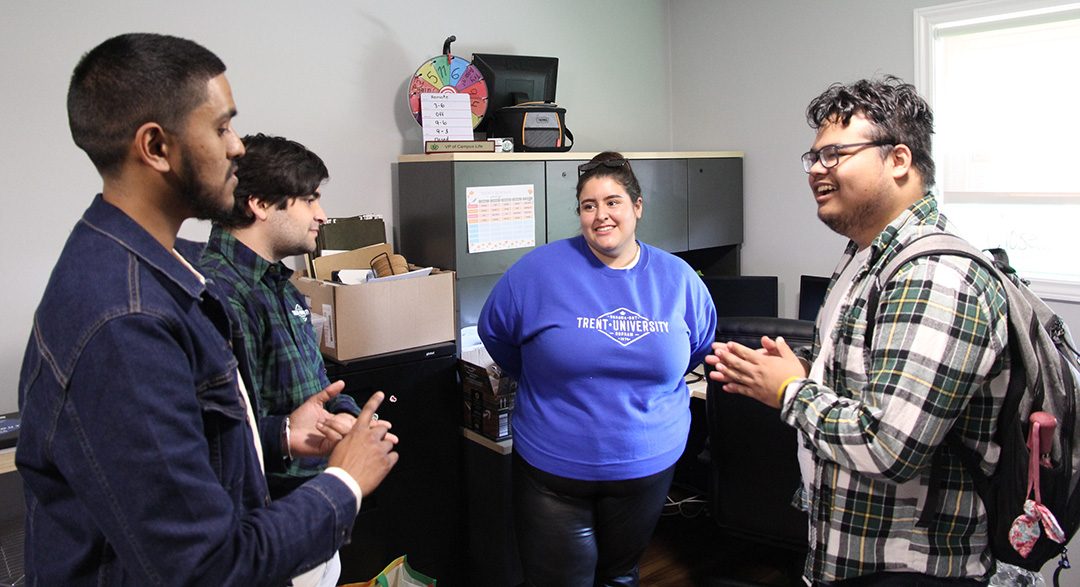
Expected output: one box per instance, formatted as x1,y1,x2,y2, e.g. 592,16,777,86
17,195,357,586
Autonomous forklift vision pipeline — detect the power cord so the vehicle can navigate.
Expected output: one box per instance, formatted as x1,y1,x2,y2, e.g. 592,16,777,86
662,493,709,519
685,366,706,384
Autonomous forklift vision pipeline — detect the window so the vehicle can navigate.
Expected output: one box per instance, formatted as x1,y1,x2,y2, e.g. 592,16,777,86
915,0,1080,302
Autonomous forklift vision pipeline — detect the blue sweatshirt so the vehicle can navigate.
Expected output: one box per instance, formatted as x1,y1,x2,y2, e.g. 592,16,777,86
479,236,717,481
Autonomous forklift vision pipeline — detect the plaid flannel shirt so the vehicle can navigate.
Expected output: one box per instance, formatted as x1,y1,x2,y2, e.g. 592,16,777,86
783,195,1009,582
200,227,360,496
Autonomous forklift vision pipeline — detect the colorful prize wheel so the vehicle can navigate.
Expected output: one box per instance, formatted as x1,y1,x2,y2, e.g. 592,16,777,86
408,39,488,128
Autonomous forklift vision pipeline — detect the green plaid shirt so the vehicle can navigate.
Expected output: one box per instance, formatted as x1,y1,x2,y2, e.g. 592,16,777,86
783,195,1009,582
200,227,359,497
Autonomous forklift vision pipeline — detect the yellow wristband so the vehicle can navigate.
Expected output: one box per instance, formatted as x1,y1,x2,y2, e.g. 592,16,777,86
777,376,801,405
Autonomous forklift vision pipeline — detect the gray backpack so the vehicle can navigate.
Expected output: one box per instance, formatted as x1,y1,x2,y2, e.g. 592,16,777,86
867,232,1080,578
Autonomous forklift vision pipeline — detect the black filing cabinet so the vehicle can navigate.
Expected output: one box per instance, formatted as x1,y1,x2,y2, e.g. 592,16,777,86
325,342,463,585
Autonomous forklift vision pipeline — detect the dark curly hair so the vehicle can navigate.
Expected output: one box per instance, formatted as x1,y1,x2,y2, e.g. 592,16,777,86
575,151,642,207
217,133,328,228
67,33,226,175
806,75,935,188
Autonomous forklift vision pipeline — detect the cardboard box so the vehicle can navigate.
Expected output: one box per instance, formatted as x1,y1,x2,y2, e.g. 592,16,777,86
459,349,517,441
462,388,514,441
294,268,455,362
311,242,393,281
459,358,517,398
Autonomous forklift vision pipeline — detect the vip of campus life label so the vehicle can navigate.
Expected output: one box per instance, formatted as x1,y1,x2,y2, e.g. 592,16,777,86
425,140,495,153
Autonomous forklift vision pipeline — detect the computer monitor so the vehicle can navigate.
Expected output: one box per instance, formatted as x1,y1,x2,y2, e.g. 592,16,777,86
702,276,779,318
798,275,830,322
471,53,558,121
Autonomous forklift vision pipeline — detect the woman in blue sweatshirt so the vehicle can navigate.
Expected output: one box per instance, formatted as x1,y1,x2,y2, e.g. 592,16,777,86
479,151,717,586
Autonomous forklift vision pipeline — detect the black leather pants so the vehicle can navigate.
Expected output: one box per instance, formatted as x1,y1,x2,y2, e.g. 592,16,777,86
512,453,676,587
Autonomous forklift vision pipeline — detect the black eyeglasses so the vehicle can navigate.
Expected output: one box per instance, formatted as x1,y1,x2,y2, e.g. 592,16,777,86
801,141,894,173
578,159,629,176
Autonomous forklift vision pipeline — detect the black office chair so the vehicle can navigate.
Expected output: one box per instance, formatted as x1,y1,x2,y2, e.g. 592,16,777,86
705,316,814,552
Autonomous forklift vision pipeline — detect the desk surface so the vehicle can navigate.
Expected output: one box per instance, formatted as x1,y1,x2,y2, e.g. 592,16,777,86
1,448,14,475
688,375,708,401
462,427,512,455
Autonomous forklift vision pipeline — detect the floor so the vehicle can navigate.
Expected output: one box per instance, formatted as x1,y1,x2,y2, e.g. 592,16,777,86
638,488,807,587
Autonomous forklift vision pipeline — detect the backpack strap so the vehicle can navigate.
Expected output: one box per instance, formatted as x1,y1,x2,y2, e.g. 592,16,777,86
917,447,953,527
864,232,1006,529
866,232,991,343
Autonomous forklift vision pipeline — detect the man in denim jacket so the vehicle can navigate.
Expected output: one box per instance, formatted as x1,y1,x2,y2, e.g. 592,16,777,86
16,33,399,586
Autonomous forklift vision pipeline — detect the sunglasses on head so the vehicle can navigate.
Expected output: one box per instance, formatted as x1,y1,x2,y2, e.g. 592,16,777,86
578,159,629,176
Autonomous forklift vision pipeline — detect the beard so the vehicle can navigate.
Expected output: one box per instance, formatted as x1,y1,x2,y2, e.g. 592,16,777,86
819,204,870,239
177,155,235,223
817,181,891,240
274,240,317,260
268,223,319,261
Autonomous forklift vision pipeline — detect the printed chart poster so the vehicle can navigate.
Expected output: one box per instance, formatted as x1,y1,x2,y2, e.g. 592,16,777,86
466,184,536,253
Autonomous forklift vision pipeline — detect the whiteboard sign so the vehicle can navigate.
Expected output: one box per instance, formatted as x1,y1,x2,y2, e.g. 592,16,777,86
421,93,473,142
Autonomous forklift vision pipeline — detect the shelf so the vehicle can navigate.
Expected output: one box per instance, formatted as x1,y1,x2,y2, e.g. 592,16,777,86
398,151,744,163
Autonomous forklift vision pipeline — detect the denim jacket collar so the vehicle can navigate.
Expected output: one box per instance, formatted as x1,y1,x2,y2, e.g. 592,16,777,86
81,194,208,300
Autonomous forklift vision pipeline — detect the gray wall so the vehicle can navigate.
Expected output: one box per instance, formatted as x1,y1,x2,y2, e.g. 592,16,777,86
0,0,673,414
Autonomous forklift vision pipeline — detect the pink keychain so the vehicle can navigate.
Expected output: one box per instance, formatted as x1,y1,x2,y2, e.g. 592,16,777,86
1008,412,1066,557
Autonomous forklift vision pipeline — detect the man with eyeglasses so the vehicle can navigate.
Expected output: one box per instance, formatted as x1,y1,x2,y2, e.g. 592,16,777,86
708,76,1009,585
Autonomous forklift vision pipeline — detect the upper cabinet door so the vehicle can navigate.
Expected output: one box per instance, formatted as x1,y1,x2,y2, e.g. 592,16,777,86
453,161,547,278
688,158,743,250
544,160,588,244
633,159,689,253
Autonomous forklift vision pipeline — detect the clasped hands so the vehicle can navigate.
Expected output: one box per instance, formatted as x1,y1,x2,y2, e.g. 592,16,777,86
705,336,806,409
288,381,400,495
287,381,365,456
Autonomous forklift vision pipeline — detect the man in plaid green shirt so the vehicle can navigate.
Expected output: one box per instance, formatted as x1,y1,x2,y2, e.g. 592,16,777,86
200,133,361,501
708,77,1009,585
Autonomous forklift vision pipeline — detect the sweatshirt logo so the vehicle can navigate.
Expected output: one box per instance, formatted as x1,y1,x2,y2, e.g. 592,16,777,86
577,308,670,347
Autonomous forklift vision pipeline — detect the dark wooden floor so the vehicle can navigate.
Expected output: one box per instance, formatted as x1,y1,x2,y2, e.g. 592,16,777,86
639,491,806,587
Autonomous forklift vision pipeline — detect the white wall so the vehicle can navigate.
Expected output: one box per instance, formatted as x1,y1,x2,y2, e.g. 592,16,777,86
669,0,943,313
0,0,673,414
